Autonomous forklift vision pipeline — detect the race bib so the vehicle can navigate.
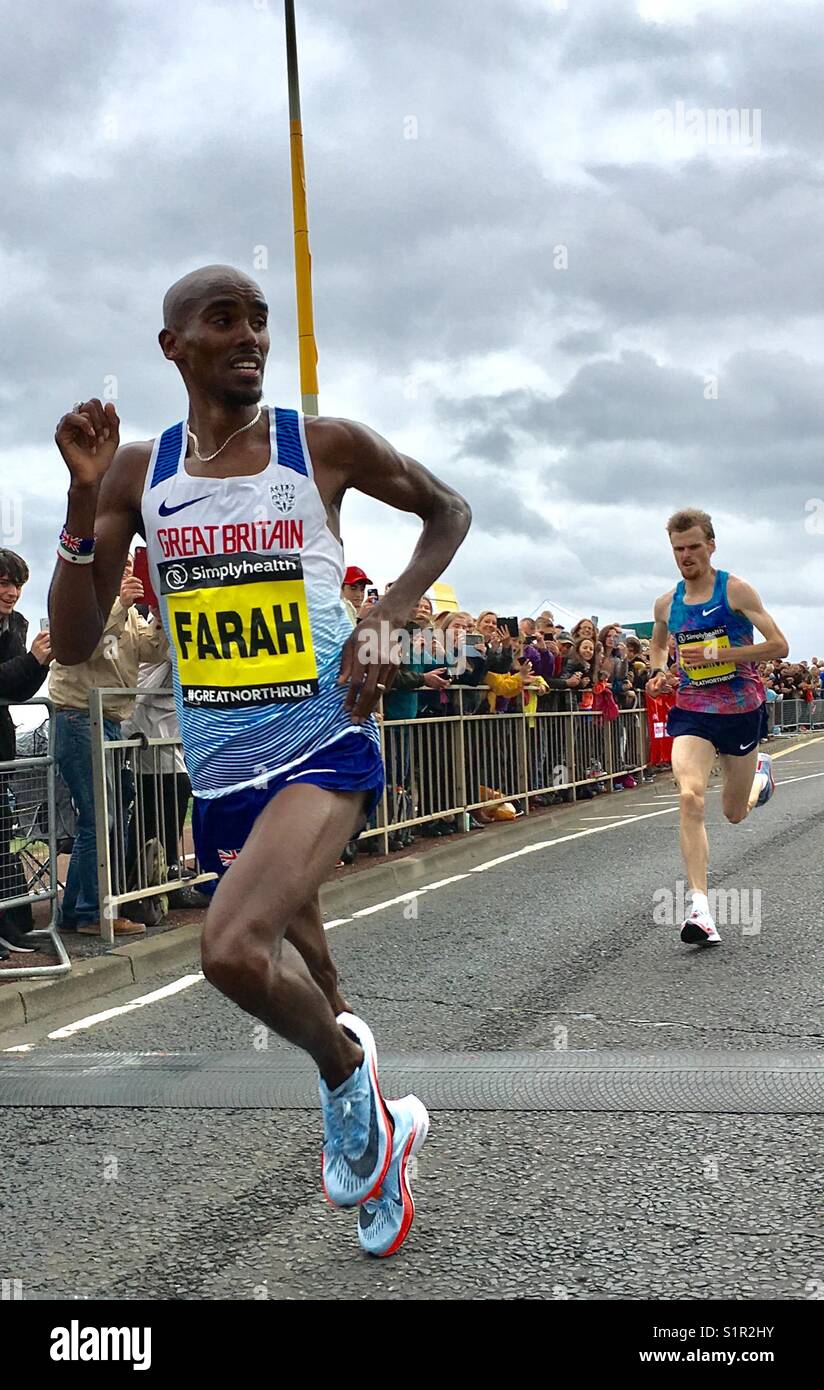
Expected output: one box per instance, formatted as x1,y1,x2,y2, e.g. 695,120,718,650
676,625,736,686
159,552,318,708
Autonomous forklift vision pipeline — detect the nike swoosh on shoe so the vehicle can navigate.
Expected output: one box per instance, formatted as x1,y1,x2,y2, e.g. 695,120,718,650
342,1086,380,1180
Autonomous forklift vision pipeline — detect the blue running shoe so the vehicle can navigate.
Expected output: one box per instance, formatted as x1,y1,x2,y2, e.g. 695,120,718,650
753,752,775,808
357,1094,430,1258
319,1012,393,1209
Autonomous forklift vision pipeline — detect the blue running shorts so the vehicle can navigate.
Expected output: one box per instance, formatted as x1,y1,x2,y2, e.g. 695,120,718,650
666,702,768,757
192,730,385,894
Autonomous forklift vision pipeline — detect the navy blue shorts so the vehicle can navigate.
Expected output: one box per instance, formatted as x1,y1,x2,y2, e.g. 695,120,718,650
666,702,768,756
192,731,385,895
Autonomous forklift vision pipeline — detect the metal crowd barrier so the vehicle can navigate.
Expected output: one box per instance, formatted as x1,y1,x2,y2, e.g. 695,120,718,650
89,688,216,946
773,698,824,733
86,684,648,938
0,699,70,980
371,689,647,850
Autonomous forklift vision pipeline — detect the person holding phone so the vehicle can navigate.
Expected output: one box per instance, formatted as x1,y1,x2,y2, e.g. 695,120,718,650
477,611,518,675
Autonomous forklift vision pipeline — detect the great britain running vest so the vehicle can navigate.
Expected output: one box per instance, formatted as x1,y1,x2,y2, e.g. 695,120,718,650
141,405,379,798
668,568,764,714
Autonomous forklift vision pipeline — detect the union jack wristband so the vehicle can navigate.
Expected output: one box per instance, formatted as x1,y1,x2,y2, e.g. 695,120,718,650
58,526,96,564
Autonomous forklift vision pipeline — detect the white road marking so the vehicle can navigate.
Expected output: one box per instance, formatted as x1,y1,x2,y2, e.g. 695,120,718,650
45,974,205,1040
468,807,680,873
771,736,824,760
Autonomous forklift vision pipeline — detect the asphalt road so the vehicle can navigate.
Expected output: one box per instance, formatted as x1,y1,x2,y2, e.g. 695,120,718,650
1,737,822,1301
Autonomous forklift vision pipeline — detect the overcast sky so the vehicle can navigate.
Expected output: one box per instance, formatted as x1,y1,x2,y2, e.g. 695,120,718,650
2,0,823,655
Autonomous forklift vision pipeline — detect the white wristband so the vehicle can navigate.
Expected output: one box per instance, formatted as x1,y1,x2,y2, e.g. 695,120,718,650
57,545,95,565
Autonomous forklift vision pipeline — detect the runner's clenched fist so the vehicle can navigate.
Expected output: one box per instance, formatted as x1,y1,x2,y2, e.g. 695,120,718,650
55,399,121,486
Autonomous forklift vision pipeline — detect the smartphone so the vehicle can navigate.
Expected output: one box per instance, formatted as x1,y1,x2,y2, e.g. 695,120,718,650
132,546,159,610
366,586,379,602
464,632,484,653
500,616,519,639
39,617,50,632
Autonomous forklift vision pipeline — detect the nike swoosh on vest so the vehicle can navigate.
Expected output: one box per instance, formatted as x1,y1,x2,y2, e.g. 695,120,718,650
158,495,211,517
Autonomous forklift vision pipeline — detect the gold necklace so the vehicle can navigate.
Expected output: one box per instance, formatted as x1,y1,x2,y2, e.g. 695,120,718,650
187,404,263,463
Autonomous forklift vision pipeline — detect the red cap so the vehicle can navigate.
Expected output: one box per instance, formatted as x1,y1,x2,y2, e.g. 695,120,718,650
343,566,372,587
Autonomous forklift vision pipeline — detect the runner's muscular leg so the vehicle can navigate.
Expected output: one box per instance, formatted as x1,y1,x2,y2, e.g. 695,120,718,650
286,896,350,1016
718,748,759,822
671,735,716,894
201,783,368,1089
229,800,356,1013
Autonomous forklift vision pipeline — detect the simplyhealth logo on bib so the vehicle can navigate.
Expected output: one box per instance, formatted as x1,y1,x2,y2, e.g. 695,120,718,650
676,624,736,687
159,551,319,708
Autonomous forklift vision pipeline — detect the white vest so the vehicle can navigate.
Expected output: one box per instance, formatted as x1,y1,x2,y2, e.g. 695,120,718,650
141,405,377,798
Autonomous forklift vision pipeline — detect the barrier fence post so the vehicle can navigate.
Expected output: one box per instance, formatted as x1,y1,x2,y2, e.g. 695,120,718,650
455,687,469,831
519,698,530,815
89,688,115,946
377,694,390,855
605,706,614,790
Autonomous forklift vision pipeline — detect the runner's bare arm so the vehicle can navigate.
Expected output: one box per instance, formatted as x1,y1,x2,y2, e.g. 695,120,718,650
309,417,471,720
315,418,471,613
48,399,147,663
646,592,675,695
722,577,789,664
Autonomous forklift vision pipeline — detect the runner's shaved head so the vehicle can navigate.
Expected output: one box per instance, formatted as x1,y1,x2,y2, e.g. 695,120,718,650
162,265,265,331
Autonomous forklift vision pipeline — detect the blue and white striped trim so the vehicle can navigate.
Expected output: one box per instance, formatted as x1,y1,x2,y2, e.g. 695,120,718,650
149,421,186,489
274,407,309,476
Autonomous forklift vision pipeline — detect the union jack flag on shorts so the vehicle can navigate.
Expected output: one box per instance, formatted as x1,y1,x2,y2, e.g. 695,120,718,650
217,848,241,868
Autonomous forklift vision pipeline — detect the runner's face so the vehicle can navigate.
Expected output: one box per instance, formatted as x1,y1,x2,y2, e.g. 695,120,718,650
181,286,270,405
670,526,714,579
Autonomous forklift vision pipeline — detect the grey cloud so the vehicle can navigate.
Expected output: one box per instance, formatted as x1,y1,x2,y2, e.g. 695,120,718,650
438,349,824,528
556,329,611,356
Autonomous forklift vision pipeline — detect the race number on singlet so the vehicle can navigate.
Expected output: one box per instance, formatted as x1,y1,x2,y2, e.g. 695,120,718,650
159,552,319,708
676,625,737,687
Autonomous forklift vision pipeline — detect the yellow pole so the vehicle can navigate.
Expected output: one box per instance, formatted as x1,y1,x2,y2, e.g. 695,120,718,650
284,0,319,416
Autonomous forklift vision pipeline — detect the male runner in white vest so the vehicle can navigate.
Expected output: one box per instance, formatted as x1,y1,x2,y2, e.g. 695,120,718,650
49,265,471,1259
